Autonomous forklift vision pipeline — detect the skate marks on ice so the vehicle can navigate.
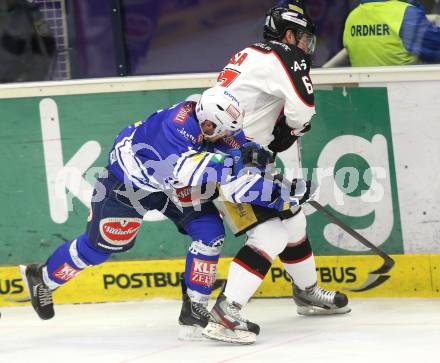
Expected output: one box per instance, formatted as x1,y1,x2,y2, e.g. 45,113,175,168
1,298,440,363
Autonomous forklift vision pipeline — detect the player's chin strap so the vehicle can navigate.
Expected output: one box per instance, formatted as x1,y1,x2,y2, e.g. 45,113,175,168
266,152,395,292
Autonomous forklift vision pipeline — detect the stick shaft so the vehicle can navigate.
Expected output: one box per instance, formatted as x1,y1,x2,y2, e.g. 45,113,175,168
308,200,393,264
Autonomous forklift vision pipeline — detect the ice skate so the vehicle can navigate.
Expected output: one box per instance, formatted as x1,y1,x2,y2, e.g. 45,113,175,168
202,293,260,345
293,282,351,316
178,292,212,341
178,276,212,341
19,264,55,320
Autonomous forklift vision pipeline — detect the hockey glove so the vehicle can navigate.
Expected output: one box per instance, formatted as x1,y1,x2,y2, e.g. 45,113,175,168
268,178,318,211
268,115,299,153
292,122,311,137
240,142,274,167
227,148,245,176
290,178,318,204
227,142,274,176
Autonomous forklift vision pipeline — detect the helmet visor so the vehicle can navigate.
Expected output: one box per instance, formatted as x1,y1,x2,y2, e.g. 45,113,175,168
298,31,316,55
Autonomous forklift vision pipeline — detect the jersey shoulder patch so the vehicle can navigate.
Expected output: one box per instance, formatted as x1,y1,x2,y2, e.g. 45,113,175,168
172,101,196,125
169,104,204,147
250,40,298,57
250,41,275,54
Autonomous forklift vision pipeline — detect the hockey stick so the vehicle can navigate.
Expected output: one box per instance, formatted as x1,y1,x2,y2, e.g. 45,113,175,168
271,144,395,292
271,173,395,292
308,200,394,291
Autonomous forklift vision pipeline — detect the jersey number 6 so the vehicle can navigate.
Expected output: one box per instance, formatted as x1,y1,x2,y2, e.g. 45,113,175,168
302,75,313,94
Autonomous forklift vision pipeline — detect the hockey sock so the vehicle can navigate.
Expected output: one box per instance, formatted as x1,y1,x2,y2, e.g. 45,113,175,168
279,238,317,289
224,245,271,306
44,233,111,289
184,214,224,304
185,240,220,305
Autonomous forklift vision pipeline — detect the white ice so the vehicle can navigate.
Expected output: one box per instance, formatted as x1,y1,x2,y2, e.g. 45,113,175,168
0,298,439,363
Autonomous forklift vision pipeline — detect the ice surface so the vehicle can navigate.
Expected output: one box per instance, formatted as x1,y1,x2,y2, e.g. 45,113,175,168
1,298,439,363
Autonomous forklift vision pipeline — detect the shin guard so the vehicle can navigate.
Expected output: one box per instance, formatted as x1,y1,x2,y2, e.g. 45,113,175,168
185,240,222,304
45,233,111,288
224,245,271,306
279,238,317,289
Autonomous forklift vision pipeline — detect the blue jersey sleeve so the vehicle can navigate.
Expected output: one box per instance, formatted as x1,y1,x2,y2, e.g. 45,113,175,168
173,147,236,187
400,5,440,63
210,130,247,154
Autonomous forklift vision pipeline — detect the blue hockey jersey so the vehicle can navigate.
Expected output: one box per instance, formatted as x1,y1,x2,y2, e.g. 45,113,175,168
108,101,246,192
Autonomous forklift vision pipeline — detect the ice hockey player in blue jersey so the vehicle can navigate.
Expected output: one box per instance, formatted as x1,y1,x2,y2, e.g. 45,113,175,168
19,87,315,334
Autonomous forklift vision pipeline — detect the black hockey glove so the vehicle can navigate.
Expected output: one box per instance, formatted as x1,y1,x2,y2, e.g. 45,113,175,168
269,178,318,211
240,142,275,167
227,142,274,176
268,115,298,153
289,178,317,204
292,122,311,137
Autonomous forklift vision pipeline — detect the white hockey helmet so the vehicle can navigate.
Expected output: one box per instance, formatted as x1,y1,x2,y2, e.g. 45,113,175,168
195,87,244,138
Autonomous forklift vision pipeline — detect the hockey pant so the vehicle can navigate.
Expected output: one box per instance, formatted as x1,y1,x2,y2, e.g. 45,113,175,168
43,169,223,290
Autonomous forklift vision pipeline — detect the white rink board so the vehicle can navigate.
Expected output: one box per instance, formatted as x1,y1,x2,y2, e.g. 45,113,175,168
1,298,440,363
387,82,440,253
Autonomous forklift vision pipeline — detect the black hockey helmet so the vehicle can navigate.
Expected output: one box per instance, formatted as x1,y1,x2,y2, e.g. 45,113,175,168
263,5,316,54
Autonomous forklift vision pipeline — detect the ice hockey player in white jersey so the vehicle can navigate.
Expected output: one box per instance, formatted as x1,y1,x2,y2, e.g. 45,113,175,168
202,3,351,345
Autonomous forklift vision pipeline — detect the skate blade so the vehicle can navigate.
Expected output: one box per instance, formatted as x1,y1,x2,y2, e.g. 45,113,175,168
178,325,207,341
297,305,351,316
202,322,256,345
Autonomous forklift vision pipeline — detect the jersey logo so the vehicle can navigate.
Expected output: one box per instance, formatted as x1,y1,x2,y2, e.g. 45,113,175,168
217,68,240,87
53,263,81,282
175,186,193,203
253,42,272,52
228,51,248,66
189,258,217,287
291,59,307,72
177,127,201,145
208,236,224,248
99,218,142,246
226,104,241,120
221,135,241,149
271,40,291,52
173,102,194,125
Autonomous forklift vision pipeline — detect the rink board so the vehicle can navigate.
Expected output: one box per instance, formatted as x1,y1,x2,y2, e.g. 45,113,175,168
2,76,440,266
1,254,439,307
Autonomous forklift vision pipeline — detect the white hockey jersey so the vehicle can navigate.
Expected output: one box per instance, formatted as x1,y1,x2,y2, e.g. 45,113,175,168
216,41,316,147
